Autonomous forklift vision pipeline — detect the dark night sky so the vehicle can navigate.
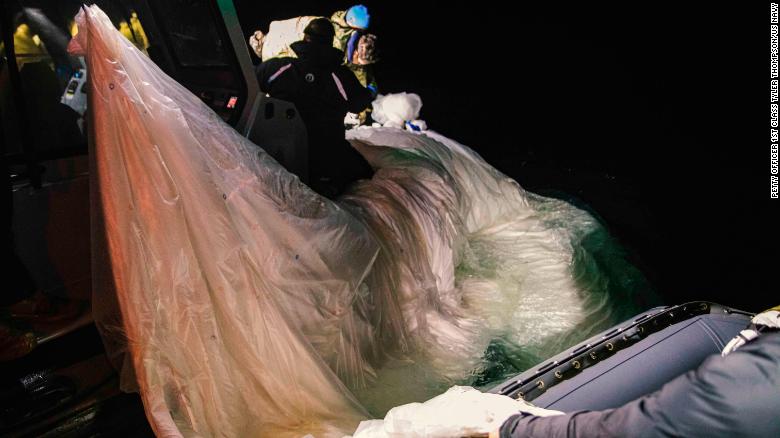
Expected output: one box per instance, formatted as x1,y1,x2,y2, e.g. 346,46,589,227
235,2,776,312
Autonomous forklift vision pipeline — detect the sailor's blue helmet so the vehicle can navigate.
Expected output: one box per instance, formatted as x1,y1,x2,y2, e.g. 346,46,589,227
345,5,370,30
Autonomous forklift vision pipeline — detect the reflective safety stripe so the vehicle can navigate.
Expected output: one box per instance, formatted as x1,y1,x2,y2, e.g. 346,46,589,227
722,329,759,356
268,64,292,83
331,73,348,101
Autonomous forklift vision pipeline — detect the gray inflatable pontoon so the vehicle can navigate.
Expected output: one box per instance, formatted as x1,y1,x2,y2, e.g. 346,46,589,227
488,302,752,411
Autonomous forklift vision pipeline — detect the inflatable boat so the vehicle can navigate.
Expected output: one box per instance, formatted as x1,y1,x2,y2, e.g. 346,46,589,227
489,301,752,410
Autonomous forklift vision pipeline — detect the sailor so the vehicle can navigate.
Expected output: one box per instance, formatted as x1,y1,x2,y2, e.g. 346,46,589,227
256,18,373,198
330,5,378,95
248,5,378,96
492,306,780,438
333,6,378,126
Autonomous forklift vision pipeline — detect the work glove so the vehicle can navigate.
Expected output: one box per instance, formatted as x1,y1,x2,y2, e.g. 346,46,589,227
248,30,264,59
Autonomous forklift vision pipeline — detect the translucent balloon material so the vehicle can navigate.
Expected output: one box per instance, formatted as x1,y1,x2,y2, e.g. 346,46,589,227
71,5,656,437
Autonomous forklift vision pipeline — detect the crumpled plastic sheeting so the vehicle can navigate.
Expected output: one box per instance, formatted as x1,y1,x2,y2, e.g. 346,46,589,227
72,6,374,437
349,386,562,438
73,5,653,437
342,128,646,414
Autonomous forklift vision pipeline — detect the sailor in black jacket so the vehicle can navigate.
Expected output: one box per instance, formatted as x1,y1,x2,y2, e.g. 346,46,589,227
257,18,373,198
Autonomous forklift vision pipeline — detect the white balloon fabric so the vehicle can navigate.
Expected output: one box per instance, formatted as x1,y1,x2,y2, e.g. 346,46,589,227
371,93,424,129
71,5,653,437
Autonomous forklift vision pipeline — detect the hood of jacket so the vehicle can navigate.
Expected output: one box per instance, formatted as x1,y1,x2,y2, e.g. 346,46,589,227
291,40,344,69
